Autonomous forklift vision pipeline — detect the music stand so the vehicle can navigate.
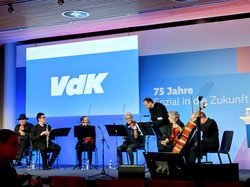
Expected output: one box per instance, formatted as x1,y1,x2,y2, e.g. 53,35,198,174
50,127,71,139
137,122,155,136
137,122,154,152
74,126,95,138
105,124,128,137
105,124,128,166
49,127,71,168
73,126,97,170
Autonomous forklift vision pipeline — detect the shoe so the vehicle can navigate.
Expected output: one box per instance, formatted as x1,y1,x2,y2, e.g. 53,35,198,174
43,165,52,170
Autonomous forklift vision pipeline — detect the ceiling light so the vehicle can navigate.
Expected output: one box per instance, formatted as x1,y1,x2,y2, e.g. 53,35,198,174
8,4,14,14
62,10,89,19
58,0,64,5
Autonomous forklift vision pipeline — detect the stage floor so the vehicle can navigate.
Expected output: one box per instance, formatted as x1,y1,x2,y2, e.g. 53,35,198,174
15,164,250,181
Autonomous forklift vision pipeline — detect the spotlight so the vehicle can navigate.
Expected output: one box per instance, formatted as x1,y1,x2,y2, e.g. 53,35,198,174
57,0,64,5
8,4,14,14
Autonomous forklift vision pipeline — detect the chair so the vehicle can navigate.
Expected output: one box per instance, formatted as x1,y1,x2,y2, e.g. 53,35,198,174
204,130,234,164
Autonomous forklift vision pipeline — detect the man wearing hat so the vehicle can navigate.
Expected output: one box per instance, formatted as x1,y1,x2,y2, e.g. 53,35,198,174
14,114,34,166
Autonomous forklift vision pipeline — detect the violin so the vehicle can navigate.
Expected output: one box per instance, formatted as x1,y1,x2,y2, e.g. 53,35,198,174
172,101,207,153
84,137,94,145
128,121,137,130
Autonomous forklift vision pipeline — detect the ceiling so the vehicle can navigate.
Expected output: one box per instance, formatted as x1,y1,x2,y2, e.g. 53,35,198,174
0,0,249,45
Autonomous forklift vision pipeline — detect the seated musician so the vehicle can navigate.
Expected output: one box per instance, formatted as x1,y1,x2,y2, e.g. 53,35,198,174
187,111,219,165
117,112,144,165
31,112,61,170
75,116,95,169
14,114,34,166
159,111,183,152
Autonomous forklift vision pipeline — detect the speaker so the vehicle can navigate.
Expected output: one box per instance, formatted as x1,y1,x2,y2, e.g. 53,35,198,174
143,152,187,179
118,165,145,179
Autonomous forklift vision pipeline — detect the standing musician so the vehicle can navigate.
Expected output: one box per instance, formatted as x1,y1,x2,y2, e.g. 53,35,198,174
14,114,34,166
75,116,95,169
187,111,219,165
159,111,183,152
117,112,144,165
143,97,171,152
31,112,61,170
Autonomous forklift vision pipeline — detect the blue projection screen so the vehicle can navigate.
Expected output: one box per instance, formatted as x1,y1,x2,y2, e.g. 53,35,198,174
26,36,139,117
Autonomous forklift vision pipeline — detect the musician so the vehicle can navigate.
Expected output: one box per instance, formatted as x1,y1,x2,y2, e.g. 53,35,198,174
14,114,34,166
31,112,61,170
143,97,171,151
75,116,95,169
176,111,185,128
187,112,219,165
117,112,143,165
159,111,183,152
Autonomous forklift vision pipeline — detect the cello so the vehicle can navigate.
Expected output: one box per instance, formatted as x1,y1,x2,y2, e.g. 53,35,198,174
172,102,207,153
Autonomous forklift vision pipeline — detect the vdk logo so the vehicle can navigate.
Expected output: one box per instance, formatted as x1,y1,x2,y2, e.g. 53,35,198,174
51,73,108,96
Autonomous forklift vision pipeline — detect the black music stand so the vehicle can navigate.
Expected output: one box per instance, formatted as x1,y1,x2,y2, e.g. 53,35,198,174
74,126,95,139
73,126,97,170
105,124,128,137
49,127,71,168
137,122,155,152
105,124,128,166
50,127,71,139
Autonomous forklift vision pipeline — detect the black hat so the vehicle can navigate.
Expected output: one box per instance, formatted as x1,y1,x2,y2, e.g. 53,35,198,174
17,114,29,120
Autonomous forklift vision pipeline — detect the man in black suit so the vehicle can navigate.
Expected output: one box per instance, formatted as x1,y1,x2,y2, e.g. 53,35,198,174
31,112,61,170
143,97,171,152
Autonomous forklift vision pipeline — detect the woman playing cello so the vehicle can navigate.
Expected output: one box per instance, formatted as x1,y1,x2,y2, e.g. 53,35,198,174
159,111,183,152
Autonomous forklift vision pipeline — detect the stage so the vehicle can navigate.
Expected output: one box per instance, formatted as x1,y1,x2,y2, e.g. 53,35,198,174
15,164,250,186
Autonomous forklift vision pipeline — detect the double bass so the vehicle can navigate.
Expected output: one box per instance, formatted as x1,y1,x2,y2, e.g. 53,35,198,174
172,102,207,153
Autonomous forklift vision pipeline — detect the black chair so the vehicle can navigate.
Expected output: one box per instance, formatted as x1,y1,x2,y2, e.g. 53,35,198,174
204,130,234,164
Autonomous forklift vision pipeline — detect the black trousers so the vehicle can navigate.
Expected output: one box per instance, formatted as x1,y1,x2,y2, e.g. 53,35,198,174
188,142,218,165
35,142,61,167
117,143,138,165
16,138,30,162
76,143,95,167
